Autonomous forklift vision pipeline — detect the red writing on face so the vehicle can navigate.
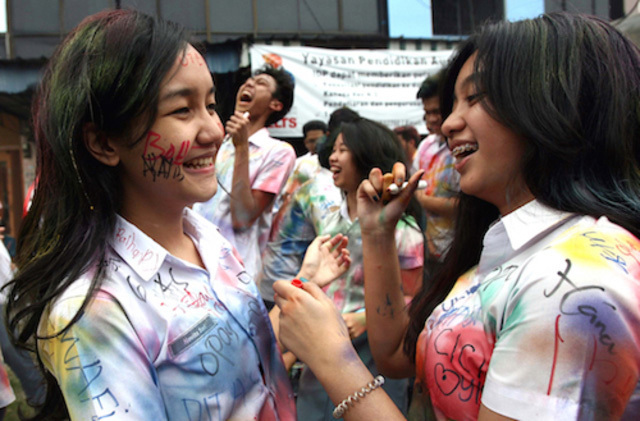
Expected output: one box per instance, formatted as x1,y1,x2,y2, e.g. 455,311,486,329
143,131,191,166
182,52,205,67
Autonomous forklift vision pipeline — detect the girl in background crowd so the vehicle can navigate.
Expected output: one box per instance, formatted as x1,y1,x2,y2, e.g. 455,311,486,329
274,12,640,420
274,117,425,419
5,9,308,420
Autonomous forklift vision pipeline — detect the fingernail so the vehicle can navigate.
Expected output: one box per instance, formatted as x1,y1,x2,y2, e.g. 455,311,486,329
373,195,380,202
291,279,304,288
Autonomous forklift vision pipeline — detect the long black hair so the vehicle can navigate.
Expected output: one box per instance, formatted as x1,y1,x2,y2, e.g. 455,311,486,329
405,12,640,360
5,9,191,419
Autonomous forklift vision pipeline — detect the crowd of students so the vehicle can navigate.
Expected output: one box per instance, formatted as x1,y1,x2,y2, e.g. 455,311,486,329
1,7,639,421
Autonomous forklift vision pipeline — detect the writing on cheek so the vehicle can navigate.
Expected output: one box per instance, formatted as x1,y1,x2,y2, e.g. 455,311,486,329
143,131,191,165
141,131,191,182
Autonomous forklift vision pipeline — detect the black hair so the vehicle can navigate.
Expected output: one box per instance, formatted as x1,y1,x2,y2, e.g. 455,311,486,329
255,66,295,126
416,69,444,100
393,125,421,146
318,107,361,169
405,12,640,361
327,118,425,230
303,119,328,137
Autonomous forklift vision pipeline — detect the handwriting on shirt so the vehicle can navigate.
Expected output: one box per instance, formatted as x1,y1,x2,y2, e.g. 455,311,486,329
61,330,122,419
433,328,487,405
181,373,262,421
115,228,159,271
544,258,617,355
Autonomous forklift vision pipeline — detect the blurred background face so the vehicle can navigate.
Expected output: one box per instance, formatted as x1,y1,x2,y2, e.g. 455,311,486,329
304,129,325,154
422,96,442,135
329,133,360,192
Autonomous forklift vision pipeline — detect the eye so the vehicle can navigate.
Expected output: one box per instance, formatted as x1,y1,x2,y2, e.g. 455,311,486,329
466,92,485,104
172,107,190,115
207,103,217,113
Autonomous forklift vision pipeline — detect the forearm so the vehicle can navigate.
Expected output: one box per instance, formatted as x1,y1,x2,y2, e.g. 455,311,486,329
229,145,257,229
307,342,406,421
416,194,458,217
361,230,414,378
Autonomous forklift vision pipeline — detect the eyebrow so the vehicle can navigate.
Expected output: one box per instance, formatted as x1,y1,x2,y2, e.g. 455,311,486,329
160,86,216,102
459,72,480,91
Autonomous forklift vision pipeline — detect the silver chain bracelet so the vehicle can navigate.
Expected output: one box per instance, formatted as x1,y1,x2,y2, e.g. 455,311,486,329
332,375,385,419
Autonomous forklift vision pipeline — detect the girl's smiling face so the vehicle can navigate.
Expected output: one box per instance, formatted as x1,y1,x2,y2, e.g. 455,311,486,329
442,53,533,215
114,44,225,215
329,134,361,193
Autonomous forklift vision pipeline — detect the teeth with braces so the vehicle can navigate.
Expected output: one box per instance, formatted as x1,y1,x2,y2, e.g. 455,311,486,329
452,143,478,158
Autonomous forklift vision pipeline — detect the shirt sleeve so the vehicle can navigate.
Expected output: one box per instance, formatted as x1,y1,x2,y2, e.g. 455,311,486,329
258,195,316,301
40,290,167,420
395,216,425,271
252,142,296,195
481,249,640,420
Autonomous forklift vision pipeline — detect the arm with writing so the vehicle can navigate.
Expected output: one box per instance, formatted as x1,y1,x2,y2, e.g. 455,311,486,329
358,165,424,378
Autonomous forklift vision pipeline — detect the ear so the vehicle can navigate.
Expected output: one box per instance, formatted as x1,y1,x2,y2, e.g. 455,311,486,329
83,123,120,167
268,98,284,113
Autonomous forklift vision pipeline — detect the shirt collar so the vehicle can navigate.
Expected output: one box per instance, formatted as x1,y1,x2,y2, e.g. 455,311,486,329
247,127,271,148
109,209,209,281
500,199,573,250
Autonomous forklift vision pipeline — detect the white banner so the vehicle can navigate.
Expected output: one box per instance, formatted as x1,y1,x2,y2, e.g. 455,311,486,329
250,45,453,138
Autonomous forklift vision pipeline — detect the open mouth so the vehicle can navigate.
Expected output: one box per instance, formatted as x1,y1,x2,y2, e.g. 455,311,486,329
451,143,478,160
239,90,253,104
183,156,214,169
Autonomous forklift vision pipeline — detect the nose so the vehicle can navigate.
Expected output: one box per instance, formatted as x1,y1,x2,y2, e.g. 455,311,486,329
441,108,463,139
329,149,337,164
196,111,225,146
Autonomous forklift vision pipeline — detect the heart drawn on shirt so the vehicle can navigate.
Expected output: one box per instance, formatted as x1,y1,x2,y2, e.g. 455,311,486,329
434,363,461,396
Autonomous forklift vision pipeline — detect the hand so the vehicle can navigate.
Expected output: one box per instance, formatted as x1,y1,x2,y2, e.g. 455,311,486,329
357,163,424,236
297,234,351,287
225,111,250,148
342,311,367,339
274,281,354,371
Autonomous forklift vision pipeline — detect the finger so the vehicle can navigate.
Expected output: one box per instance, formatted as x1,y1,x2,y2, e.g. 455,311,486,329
392,162,406,187
399,169,425,200
358,179,382,203
380,173,395,203
296,281,330,302
368,168,384,191
273,279,302,301
324,233,344,250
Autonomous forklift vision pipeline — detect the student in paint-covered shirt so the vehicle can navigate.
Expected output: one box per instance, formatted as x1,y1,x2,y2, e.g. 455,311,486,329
193,66,296,281
5,10,299,420
271,13,640,421
267,117,425,420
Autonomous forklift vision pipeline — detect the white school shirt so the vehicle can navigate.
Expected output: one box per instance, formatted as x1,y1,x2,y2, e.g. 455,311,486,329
411,200,640,420
39,209,295,420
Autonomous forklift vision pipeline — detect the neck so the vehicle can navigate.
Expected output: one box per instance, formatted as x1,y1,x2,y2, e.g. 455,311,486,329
346,190,358,221
119,202,187,254
243,111,271,137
